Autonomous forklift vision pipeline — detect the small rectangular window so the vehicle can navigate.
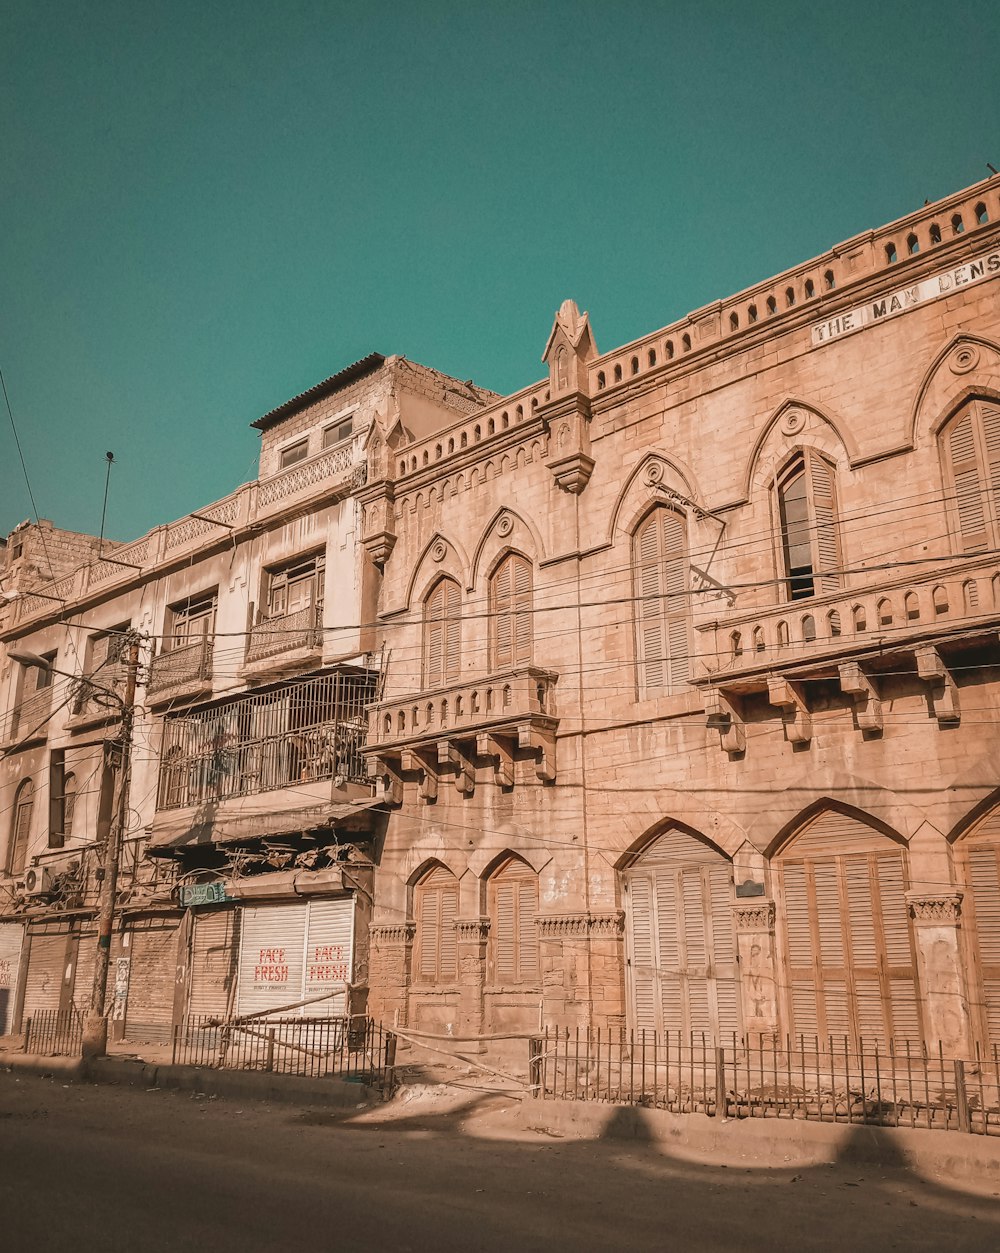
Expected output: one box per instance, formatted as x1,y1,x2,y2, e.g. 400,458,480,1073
322,418,354,448
265,553,325,620
166,594,217,649
279,439,309,469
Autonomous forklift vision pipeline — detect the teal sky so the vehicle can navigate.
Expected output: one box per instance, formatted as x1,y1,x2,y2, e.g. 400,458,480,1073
2,1,999,543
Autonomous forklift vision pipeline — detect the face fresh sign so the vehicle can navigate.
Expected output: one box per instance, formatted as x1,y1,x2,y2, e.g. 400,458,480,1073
812,246,1000,345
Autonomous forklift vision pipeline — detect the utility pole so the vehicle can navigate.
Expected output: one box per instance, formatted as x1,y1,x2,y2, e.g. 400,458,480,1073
82,631,141,1060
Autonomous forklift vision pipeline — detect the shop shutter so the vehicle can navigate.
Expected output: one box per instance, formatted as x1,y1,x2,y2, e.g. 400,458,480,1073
303,898,354,1016
778,811,920,1047
0,923,24,1035
22,927,71,1022
189,908,239,1019
71,927,97,1015
625,828,739,1038
123,919,181,1042
236,903,308,1019
961,824,1000,1047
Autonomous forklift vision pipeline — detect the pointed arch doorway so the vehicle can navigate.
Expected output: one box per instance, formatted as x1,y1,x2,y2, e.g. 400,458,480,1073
623,826,740,1038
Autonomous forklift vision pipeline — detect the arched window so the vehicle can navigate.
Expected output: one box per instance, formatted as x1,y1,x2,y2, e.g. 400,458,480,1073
424,577,461,687
729,311,739,331
907,233,919,255
975,202,989,226
748,304,758,324
681,333,691,353
766,295,777,315
488,857,538,985
884,242,897,264
775,451,842,600
824,270,836,290
952,213,965,235
930,223,942,244
827,608,842,637
904,592,920,621
633,508,690,696
940,399,1000,553
414,865,459,984
490,553,532,670
8,780,34,876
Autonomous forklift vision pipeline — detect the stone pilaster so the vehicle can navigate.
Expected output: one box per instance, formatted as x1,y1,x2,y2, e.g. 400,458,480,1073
906,892,972,1054
733,900,779,1039
455,918,489,1044
536,911,625,1032
367,922,415,1027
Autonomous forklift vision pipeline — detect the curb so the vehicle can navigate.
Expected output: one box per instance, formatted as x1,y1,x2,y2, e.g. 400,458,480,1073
518,1097,1000,1181
2,1053,378,1108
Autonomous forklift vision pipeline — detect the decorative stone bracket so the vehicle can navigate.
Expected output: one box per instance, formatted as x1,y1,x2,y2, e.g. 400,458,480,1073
906,891,963,923
367,756,403,807
915,646,960,725
518,725,557,782
838,661,883,733
766,676,812,745
705,688,745,755
401,747,439,802
476,731,515,789
733,900,776,932
437,741,476,796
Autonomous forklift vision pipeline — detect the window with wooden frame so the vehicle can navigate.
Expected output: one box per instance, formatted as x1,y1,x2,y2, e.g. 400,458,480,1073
414,865,459,984
633,507,690,697
488,857,539,985
62,772,76,839
264,553,325,620
165,593,217,650
7,779,34,876
279,438,309,469
75,626,129,715
490,553,532,670
423,576,461,688
939,398,1000,554
322,416,354,448
775,450,841,600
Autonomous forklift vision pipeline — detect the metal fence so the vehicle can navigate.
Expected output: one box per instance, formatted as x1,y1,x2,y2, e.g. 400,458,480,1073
172,1015,397,1091
531,1028,1000,1137
23,1009,83,1057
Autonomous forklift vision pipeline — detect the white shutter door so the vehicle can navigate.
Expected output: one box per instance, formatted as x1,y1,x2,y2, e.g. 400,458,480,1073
22,929,69,1020
189,909,239,1018
303,898,354,1016
236,903,308,1019
626,874,657,1033
0,923,25,1035
124,919,181,1042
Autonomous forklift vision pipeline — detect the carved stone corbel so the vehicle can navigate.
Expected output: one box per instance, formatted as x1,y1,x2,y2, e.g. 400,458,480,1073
437,740,475,796
766,675,812,745
705,688,745,755
401,747,439,802
367,755,403,807
838,661,883,733
476,731,515,789
915,645,960,724
518,724,557,782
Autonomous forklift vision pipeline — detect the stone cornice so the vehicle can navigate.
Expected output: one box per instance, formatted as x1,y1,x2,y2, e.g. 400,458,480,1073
536,910,625,939
370,922,416,946
733,900,776,932
906,892,963,923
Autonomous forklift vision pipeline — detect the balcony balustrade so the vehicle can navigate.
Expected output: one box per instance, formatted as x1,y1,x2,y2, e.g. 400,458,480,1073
364,667,559,802
246,605,322,665
1,685,54,744
147,637,213,698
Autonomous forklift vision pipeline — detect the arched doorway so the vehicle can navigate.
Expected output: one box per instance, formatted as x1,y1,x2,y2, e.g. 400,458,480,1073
955,804,1000,1047
775,809,921,1046
623,827,739,1038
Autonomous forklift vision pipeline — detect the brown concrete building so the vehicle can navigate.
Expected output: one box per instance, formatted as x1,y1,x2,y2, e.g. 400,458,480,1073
361,175,1000,1057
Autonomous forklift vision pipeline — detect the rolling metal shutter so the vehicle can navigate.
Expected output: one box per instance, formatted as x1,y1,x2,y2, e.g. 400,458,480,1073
71,927,97,1014
625,828,739,1038
189,908,239,1019
959,812,1000,1047
22,925,71,1022
0,923,24,1035
236,898,354,1019
777,811,920,1047
123,918,181,1043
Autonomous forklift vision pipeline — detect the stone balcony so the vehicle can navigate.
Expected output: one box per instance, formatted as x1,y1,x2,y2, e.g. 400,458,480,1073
146,637,213,705
363,667,559,803
0,685,54,748
694,554,1000,753
241,604,323,680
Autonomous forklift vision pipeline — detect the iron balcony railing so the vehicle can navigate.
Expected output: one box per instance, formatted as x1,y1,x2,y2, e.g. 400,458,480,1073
147,636,213,695
157,670,376,810
246,604,323,664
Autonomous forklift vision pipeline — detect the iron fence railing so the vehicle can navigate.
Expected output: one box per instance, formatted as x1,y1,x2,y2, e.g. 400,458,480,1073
157,670,376,808
531,1028,1000,1137
23,1008,83,1057
172,1015,397,1091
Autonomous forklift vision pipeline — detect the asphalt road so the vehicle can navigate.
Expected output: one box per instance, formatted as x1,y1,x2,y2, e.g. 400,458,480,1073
1,1074,999,1252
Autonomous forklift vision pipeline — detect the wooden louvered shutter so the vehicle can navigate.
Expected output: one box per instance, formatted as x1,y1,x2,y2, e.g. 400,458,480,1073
490,861,537,985
417,884,440,980
980,403,1000,545
626,874,657,1032
808,452,842,593
493,881,517,982
425,579,460,687
963,834,1000,1047
946,407,989,551
635,510,688,695
416,868,459,983
511,557,532,667
492,555,533,670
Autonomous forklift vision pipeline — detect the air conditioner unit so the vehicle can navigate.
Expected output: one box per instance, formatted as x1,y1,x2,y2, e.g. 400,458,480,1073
23,865,55,897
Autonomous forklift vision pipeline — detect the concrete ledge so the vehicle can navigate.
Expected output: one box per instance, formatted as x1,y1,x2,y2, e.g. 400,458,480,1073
2,1053,377,1107
519,1097,1000,1182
